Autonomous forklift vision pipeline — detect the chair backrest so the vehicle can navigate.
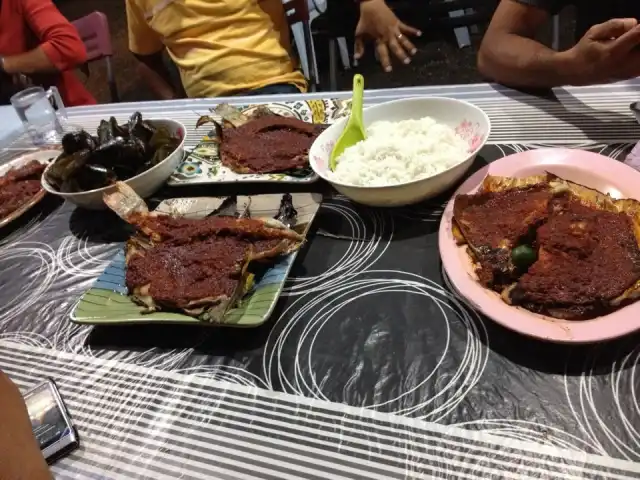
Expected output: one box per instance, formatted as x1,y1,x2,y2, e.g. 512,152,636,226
72,11,119,102
72,11,113,61
283,0,310,25
282,0,317,89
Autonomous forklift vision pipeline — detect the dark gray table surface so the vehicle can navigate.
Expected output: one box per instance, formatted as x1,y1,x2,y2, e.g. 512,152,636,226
2,83,640,479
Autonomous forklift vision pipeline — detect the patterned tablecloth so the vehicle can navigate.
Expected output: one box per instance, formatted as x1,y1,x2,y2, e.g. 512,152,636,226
2,83,640,479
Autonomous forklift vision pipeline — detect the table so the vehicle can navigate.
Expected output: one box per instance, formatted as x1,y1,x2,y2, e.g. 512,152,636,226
0,104,21,145
2,81,640,479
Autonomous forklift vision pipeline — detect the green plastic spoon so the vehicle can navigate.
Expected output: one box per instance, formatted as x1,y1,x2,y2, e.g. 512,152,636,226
329,74,365,171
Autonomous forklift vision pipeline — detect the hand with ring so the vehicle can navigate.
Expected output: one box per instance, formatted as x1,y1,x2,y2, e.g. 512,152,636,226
354,0,422,72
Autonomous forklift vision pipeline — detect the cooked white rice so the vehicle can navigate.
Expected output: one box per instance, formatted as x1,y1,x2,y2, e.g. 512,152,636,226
329,117,469,187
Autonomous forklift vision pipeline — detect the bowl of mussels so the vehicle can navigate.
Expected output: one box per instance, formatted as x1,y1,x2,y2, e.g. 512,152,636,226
41,112,185,209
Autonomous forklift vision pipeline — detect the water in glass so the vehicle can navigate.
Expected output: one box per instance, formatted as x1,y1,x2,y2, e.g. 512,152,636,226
10,87,66,146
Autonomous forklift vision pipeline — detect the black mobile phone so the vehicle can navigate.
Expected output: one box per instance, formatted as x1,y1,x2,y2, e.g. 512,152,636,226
24,379,79,463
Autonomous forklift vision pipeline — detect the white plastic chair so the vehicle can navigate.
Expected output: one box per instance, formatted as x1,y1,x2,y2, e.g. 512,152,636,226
447,1,472,48
287,0,350,88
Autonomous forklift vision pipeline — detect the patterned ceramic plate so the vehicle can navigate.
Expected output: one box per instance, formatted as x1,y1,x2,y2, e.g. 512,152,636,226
0,149,60,229
71,193,322,327
168,99,351,185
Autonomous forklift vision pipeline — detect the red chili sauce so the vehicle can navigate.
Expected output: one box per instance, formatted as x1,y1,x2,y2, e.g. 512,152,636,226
220,115,325,173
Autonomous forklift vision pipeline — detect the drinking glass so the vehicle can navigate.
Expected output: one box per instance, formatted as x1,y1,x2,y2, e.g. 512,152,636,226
10,86,68,146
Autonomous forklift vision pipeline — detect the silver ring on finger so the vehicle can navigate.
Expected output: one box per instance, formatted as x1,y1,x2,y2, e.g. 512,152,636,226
396,33,404,40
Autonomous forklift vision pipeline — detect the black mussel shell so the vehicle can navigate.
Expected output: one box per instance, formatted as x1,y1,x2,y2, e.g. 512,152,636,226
128,111,155,144
51,112,178,192
60,163,116,193
95,136,144,158
61,130,97,155
97,119,115,145
46,148,93,189
109,116,127,137
128,111,143,130
90,137,147,180
126,136,147,156
94,136,124,151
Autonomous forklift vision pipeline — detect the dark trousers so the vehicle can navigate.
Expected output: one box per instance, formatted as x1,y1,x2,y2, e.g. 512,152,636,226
244,83,301,96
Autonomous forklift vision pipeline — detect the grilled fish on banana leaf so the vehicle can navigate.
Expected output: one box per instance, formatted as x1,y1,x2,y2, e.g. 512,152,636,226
196,103,325,175
453,174,553,289
453,172,640,320
103,182,304,322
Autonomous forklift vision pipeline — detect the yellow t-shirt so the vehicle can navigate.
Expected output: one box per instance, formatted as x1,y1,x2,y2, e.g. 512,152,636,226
125,0,307,97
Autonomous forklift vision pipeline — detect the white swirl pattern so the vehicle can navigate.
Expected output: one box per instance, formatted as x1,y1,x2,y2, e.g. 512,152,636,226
0,242,57,326
55,235,114,277
284,197,393,295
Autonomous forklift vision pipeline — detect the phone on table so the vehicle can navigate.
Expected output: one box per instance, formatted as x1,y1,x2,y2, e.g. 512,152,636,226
24,379,79,463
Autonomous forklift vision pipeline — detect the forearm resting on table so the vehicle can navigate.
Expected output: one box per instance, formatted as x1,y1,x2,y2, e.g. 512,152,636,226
478,35,578,88
2,48,56,75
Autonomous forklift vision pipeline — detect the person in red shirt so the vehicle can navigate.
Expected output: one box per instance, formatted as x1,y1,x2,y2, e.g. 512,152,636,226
0,0,95,107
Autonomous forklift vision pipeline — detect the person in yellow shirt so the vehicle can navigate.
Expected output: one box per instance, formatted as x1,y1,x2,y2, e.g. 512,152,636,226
125,0,307,99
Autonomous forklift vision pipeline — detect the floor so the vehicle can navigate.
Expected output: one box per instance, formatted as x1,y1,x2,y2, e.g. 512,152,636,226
55,0,577,104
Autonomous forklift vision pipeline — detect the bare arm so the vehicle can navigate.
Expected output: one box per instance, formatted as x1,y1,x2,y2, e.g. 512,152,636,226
2,49,55,75
2,0,87,75
477,0,576,87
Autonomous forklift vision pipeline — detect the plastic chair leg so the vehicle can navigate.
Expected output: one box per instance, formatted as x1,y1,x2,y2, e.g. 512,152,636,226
291,24,311,79
302,21,319,90
466,8,479,34
447,0,471,48
329,38,338,91
337,38,351,70
106,56,119,103
451,18,471,47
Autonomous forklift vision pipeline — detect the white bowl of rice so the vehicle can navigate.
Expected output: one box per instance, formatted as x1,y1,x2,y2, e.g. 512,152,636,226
309,97,491,207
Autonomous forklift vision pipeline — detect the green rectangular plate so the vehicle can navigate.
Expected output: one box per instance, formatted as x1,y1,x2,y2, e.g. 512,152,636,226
70,193,322,327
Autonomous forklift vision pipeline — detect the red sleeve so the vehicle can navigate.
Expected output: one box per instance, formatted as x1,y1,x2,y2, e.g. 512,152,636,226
21,0,87,71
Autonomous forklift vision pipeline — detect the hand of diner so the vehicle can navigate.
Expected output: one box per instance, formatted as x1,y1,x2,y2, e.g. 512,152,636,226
354,0,421,72
478,0,640,88
566,18,640,85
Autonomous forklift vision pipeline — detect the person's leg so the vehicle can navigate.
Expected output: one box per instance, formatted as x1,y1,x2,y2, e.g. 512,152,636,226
135,50,186,101
244,83,302,96
162,51,186,97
